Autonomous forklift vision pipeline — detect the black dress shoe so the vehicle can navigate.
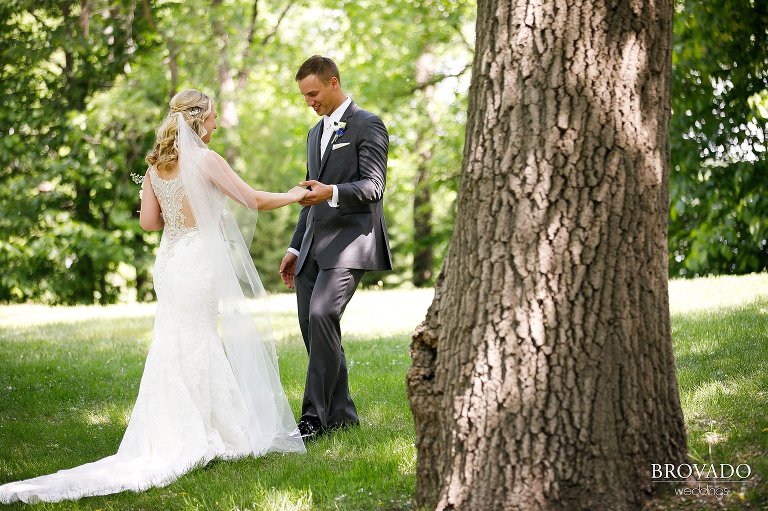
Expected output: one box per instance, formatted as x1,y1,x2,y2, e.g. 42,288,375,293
297,419,322,441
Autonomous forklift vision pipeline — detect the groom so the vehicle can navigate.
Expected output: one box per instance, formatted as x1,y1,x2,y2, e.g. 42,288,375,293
279,56,392,440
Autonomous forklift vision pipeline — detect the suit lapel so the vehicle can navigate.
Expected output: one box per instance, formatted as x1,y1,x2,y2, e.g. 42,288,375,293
308,121,323,180
318,102,358,181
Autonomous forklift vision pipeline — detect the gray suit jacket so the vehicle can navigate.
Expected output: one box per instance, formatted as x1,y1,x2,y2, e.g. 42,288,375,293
290,101,393,274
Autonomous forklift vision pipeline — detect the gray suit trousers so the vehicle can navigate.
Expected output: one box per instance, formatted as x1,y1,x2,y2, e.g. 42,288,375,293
296,241,364,428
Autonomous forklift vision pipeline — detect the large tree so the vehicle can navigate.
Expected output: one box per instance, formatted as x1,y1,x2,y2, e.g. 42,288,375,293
407,0,688,509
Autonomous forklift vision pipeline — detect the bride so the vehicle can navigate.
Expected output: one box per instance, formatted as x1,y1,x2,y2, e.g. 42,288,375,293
0,89,308,504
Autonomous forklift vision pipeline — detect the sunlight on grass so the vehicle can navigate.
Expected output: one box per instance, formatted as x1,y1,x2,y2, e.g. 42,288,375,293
0,274,766,510
255,487,313,511
0,303,157,328
668,272,768,313
667,274,768,509
80,404,131,428
269,288,435,338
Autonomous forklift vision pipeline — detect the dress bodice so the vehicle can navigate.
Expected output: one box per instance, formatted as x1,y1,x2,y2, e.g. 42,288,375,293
149,166,198,245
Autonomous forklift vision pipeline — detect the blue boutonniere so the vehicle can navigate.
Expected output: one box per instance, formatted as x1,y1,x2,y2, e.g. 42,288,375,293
334,121,347,137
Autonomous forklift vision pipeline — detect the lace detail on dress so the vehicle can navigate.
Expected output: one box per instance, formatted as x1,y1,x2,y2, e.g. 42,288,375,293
149,166,198,246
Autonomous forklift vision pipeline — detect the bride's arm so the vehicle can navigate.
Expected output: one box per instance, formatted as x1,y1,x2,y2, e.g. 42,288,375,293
203,150,307,210
139,169,164,231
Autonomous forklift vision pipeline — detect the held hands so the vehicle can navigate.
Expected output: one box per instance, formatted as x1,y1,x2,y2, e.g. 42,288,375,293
279,180,332,288
287,186,310,203
298,180,333,206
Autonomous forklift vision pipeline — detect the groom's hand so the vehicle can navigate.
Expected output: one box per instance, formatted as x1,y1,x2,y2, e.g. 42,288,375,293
298,180,333,206
279,252,298,289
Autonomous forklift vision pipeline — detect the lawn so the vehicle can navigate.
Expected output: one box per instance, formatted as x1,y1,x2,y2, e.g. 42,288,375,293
0,275,766,510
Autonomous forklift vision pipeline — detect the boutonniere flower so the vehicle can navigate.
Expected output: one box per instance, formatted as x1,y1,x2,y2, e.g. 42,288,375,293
334,121,347,137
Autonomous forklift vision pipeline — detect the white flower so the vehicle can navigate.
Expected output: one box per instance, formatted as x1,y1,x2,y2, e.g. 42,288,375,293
333,121,347,136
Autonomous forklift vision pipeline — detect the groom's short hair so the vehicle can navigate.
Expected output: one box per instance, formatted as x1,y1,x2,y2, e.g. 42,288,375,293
295,55,341,85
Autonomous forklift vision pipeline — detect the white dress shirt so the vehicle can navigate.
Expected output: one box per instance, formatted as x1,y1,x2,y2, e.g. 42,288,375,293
321,96,352,208
288,97,352,257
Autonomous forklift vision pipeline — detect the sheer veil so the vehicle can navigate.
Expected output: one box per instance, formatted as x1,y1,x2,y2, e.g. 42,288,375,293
0,115,304,505
176,113,304,454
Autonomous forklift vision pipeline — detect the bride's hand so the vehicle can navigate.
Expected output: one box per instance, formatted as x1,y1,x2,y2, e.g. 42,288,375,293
287,186,310,203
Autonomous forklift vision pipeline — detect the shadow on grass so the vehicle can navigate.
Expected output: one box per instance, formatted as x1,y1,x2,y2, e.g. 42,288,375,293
646,297,768,510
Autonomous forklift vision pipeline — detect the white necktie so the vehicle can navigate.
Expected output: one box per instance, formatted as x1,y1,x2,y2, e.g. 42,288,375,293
320,119,334,159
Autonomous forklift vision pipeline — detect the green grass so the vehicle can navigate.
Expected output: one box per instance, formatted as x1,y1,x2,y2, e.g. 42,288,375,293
658,274,768,510
0,277,766,510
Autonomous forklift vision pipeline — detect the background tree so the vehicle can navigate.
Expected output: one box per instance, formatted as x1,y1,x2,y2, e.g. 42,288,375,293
1,0,474,303
333,0,474,288
407,0,688,508
2,0,766,304
0,0,159,303
669,0,768,277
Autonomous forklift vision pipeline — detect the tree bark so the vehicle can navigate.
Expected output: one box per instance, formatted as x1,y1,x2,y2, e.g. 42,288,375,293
407,0,687,509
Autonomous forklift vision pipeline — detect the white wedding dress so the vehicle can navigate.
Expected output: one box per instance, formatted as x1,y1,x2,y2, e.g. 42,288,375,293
0,123,305,504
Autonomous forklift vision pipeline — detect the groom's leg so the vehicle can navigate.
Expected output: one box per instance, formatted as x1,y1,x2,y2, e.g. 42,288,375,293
295,253,318,356
326,268,366,428
327,342,359,428
304,266,364,428
295,248,319,424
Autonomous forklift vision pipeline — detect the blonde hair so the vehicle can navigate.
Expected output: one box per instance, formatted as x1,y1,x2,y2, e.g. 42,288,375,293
145,89,213,172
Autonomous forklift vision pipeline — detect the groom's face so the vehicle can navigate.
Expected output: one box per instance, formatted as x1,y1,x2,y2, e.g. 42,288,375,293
298,74,340,117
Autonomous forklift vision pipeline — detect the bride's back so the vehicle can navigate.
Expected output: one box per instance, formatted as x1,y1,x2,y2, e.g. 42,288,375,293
150,162,197,231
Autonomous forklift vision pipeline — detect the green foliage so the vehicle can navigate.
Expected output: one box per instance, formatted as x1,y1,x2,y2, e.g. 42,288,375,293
3,0,765,302
1,0,475,302
329,0,474,287
0,1,161,303
670,0,768,277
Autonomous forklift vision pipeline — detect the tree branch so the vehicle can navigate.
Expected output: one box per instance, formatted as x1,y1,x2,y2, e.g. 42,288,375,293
407,62,472,95
142,0,179,98
451,21,473,53
235,0,260,89
80,0,89,38
236,0,295,91
260,1,294,46
245,0,259,50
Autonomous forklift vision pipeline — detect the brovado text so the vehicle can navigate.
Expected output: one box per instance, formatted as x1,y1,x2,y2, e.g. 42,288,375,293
651,463,752,481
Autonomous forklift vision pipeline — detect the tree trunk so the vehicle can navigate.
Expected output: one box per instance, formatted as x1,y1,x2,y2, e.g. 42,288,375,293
412,144,434,286
79,0,89,38
413,51,437,287
407,0,687,509
141,0,179,98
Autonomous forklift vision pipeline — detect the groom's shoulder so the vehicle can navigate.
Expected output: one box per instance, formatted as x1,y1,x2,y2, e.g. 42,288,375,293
352,105,385,128
353,105,379,120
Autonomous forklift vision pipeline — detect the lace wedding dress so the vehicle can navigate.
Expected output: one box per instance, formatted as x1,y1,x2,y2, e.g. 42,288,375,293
0,130,305,504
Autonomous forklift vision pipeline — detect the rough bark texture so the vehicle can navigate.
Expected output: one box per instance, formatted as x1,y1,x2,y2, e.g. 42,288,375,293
407,0,687,509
